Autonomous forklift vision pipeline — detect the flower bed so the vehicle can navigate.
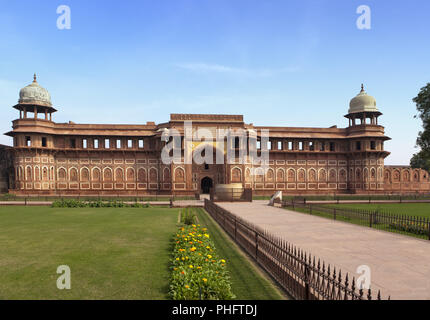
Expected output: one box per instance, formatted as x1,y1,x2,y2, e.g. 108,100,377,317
170,224,235,300
389,221,429,236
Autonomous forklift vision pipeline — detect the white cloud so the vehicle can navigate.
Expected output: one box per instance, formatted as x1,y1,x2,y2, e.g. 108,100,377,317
175,63,299,77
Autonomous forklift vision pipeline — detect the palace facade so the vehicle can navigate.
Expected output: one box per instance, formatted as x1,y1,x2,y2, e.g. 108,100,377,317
2,75,429,196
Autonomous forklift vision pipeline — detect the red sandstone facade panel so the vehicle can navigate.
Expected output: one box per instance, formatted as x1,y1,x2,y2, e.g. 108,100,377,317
3,78,430,196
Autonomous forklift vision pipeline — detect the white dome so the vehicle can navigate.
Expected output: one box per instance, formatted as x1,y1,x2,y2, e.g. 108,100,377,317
18,74,52,107
349,85,378,114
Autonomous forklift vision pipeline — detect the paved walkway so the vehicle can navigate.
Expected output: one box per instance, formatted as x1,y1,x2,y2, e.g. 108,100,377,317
217,202,430,300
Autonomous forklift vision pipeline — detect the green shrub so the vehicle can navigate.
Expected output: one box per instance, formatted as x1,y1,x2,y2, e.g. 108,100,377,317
169,224,235,300
51,199,151,208
389,221,429,236
181,207,196,225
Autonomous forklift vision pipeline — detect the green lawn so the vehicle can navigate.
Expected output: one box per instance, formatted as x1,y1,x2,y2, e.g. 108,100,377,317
0,206,284,300
327,203,430,218
0,206,179,299
285,202,430,240
194,208,286,300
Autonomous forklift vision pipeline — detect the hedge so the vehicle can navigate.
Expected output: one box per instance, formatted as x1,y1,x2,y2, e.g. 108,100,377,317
51,199,151,208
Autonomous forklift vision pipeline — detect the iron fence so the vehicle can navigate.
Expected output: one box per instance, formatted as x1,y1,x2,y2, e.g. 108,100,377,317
282,201,430,241
204,199,386,300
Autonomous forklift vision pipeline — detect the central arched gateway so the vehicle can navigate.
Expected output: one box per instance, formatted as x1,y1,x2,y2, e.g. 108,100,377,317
201,177,213,194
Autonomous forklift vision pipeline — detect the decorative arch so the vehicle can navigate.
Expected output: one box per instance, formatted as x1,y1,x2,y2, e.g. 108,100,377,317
245,168,252,182
149,167,158,183
42,166,49,181
137,167,147,183
318,168,327,182
92,167,101,181
26,165,32,181
50,166,55,181
255,167,264,183
276,168,285,182
370,168,376,181
328,169,337,182
384,169,391,182
355,168,361,180
231,167,242,183
126,167,136,182
58,167,67,181
308,168,317,182
402,169,410,182
266,168,274,182
287,168,296,182
80,167,90,182
363,168,369,181
174,167,185,183
103,167,113,181
339,169,347,182
413,169,420,182
115,167,124,182
392,169,400,182
69,167,78,182
298,168,306,182
34,166,40,181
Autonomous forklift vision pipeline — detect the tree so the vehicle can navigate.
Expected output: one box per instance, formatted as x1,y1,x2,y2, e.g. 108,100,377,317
410,83,430,171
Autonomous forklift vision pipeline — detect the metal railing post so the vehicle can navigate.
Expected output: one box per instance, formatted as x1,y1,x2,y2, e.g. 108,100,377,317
304,264,310,300
428,221,430,241
255,231,259,260
234,217,237,240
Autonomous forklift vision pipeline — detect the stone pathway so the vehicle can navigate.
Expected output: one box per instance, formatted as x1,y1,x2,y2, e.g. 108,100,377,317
217,201,430,300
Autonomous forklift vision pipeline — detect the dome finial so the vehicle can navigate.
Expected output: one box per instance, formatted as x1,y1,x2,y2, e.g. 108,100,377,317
361,83,364,92
33,73,37,83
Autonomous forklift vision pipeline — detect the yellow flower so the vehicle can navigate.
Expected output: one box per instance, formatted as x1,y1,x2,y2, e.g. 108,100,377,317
220,259,226,263
207,255,212,259
204,234,210,238
190,247,196,252
176,258,179,261
185,285,190,289
189,265,194,269
202,278,207,282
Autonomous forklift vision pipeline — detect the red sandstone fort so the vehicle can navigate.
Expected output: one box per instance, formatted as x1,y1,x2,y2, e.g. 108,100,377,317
0,76,428,196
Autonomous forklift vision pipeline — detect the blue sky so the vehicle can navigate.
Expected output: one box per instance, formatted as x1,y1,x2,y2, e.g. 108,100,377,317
0,0,429,164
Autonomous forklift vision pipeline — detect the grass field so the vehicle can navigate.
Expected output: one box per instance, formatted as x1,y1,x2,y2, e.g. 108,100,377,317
0,206,283,300
285,202,430,240
0,206,179,299
327,203,430,218
194,208,285,300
